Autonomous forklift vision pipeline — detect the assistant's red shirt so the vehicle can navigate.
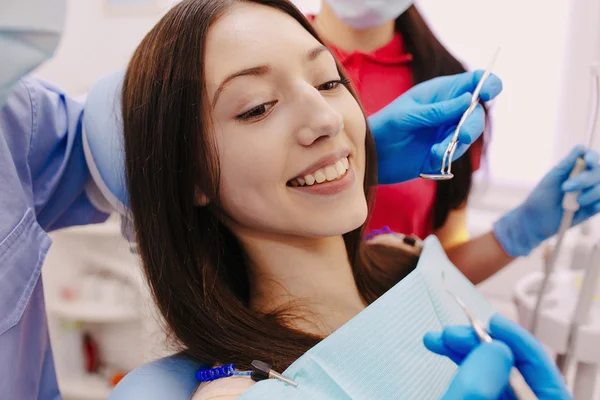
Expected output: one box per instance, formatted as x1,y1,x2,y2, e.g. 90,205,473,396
312,20,481,238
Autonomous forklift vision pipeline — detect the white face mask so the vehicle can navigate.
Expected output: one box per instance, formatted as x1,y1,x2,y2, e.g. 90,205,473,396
324,0,414,30
0,0,66,107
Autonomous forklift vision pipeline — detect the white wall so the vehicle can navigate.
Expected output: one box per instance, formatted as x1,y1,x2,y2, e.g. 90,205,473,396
555,0,600,153
35,0,168,95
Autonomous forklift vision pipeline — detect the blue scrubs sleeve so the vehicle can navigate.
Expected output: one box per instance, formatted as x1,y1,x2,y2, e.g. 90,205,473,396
0,77,109,399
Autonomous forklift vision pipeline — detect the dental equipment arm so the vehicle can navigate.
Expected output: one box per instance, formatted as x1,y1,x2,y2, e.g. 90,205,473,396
529,65,600,335
556,242,600,375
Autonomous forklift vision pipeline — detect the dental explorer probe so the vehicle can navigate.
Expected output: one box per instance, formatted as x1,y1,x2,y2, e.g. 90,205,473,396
529,64,600,336
420,47,500,180
442,273,538,400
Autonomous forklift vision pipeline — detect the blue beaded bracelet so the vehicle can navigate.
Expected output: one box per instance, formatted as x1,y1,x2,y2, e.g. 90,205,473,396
195,364,252,383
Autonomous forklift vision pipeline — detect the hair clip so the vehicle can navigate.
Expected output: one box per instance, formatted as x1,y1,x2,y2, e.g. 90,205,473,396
365,226,424,249
364,225,392,240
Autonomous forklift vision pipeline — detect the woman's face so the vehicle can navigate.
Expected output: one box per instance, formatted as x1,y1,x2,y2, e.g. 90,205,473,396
204,2,368,239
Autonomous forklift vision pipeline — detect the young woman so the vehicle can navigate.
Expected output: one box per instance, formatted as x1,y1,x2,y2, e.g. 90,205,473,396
117,0,594,398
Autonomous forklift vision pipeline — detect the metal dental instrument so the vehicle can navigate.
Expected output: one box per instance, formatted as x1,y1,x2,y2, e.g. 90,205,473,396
529,64,600,336
556,243,600,375
251,360,299,387
420,47,501,180
442,272,538,400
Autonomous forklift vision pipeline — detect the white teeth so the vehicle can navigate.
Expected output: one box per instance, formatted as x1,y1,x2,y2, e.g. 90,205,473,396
314,170,326,183
335,160,345,176
290,156,350,187
324,166,338,181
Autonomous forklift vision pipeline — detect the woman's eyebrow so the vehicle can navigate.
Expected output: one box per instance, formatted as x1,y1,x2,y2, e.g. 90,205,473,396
212,45,331,106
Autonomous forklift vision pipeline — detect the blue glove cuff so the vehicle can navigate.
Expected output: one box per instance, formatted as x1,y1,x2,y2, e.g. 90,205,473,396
492,207,542,258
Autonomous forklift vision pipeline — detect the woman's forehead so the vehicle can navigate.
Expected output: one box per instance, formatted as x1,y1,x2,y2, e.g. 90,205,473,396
204,3,322,86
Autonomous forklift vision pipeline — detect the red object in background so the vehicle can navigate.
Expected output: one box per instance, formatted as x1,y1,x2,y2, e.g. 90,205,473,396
83,332,100,373
111,372,127,387
60,287,75,301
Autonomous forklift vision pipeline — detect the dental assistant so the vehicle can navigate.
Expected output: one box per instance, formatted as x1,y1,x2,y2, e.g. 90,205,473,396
311,0,487,245
311,0,585,285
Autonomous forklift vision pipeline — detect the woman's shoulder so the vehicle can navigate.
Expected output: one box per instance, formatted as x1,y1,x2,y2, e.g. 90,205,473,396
190,376,256,400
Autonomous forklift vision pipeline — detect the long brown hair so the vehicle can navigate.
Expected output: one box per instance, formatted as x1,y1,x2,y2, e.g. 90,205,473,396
396,6,491,229
122,0,417,371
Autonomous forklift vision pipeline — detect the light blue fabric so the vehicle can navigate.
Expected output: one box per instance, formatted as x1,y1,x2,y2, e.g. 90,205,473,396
110,236,495,400
82,70,129,214
108,354,203,400
0,0,66,107
239,236,495,399
0,77,108,399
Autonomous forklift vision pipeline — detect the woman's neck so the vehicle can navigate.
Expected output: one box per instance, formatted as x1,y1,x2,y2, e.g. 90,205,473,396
314,2,395,53
240,231,366,336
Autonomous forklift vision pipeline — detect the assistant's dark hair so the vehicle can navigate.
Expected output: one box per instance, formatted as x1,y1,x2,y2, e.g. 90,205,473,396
122,0,418,371
396,6,491,229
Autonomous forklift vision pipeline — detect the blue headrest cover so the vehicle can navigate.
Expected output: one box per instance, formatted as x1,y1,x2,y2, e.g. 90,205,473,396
83,70,129,215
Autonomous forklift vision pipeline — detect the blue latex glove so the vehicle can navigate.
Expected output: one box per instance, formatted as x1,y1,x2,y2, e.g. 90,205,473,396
369,70,503,184
423,314,572,400
493,145,600,257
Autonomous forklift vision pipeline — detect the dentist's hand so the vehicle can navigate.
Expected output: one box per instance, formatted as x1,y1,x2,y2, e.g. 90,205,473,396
424,314,571,400
493,146,600,257
369,70,502,184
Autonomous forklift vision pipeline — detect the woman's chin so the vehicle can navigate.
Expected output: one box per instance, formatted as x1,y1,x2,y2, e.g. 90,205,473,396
309,202,369,238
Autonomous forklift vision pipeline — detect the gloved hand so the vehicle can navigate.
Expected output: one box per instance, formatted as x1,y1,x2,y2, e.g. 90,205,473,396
369,70,503,184
423,313,572,400
493,145,600,257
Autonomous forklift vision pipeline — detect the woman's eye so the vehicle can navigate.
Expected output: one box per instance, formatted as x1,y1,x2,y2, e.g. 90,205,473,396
317,78,350,91
236,101,276,121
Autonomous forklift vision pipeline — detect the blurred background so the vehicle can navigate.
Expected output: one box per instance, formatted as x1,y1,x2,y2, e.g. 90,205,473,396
32,0,600,398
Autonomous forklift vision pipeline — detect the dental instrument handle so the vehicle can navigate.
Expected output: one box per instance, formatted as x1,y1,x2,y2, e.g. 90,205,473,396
530,157,586,334
508,369,539,400
562,157,587,212
471,47,501,104
473,322,538,400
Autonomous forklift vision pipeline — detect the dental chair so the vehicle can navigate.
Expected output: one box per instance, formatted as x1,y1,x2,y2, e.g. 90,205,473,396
82,71,202,399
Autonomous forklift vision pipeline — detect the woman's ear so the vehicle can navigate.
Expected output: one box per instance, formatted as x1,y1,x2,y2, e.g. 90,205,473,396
195,187,210,206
